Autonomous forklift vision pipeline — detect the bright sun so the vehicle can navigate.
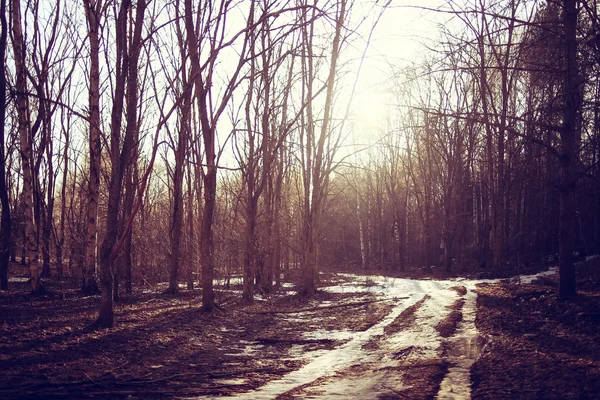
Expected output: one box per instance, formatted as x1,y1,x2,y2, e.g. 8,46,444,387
349,1,448,131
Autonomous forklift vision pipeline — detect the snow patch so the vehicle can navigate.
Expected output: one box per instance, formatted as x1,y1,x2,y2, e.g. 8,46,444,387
220,276,460,399
303,329,354,342
520,266,558,284
8,277,29,283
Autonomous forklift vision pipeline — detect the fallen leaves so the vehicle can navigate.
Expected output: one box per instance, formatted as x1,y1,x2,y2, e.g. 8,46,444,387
471,264,600,399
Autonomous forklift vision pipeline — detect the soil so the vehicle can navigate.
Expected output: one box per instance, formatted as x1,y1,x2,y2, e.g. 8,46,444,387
472,257,600,399
1,258,599,399
435,298,464,338
0,266,392,399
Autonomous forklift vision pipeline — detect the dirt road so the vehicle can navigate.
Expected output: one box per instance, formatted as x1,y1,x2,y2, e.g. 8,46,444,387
223,274,505,399
1,266,577,400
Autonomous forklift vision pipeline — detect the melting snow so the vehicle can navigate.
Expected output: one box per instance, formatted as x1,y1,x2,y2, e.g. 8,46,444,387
220,276,458,399
214,378,248,386
7,277,29,283
520,266,558,284
206,268,559,399
303,329,354,342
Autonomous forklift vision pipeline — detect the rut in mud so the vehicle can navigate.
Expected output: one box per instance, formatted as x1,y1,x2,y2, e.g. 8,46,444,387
220,274,493,400
219,268,562,399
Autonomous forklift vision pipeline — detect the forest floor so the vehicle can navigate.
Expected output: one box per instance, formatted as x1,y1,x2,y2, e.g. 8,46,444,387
0,258,599,399
471,256,600,399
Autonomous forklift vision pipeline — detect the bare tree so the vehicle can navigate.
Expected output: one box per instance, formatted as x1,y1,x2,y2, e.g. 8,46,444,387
165,2,191,294
558,0,581,298
55,98,73,281
0,0,9,291
183,0,255,311
82,0,104,294
10,0,44,294
96,0,147,327
239,3,298,302
298,0,347,296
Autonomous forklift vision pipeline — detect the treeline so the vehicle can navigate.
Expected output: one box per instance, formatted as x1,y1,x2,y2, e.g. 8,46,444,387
0,0,597,328
336,0,600,298
325,0,600,280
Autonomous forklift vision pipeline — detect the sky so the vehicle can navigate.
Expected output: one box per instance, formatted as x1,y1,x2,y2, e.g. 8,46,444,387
341,0,450,149
207,0,453,168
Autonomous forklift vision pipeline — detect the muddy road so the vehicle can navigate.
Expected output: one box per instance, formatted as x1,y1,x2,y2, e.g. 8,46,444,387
0,267,567,400
219,275,496,400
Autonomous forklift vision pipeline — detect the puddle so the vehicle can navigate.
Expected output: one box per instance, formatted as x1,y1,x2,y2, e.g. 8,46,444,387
436,288,483,400
444,334,485,359
437,268,558,399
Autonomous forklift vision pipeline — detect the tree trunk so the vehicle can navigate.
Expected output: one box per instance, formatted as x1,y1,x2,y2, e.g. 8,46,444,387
41,199,52,278
82,0,102,295
96,0,146,327
243,198,257,303
273,160,283,288
0,0,9,291
299,0,346,296
122,165,135,295
183,0,219,311
200,167,217,311
56,122,68,281
558,0,580,299
11,0,43,294
185,163,194,290
166,127,186,294
242,17,259,302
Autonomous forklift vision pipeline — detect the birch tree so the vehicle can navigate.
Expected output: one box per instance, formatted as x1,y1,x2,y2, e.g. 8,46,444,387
82,0,104,294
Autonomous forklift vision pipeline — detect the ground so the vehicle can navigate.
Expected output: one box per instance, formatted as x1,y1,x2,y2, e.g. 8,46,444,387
0,259,599,399
471,257,600,399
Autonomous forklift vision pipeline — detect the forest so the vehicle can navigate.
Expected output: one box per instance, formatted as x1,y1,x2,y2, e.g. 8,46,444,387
1,0,600,398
